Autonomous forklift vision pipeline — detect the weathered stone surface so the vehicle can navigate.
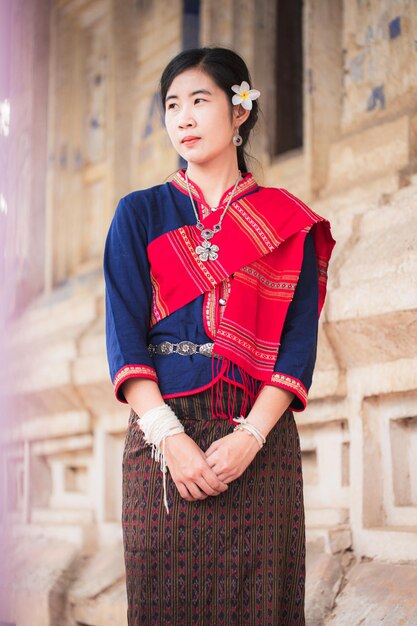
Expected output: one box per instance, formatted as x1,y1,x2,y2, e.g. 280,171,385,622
327,185,417,322
342,5,417,133
326,117,410,192
305,551,343,626
0,537,77,626
72,579,128,626
67,545,128,625
68,543,125,602
353,527,417,563
326,561,417,625
323,181,417,377
309,326,345,401
3,410,91,443
328,526,352,555
326,310,417,369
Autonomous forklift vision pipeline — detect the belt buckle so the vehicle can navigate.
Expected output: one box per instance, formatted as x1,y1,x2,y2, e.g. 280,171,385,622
176,341,197,356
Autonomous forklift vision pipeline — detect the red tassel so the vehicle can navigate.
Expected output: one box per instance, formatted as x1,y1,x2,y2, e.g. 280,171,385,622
237,365,262,420
210,351,264,424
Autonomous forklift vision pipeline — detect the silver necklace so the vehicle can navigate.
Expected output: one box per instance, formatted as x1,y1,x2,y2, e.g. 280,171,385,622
185,170,242,262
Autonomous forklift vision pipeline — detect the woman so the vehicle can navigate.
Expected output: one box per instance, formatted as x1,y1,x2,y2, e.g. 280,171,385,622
104,47,335,625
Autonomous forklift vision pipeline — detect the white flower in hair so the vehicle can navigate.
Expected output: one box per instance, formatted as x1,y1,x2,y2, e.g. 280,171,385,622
231,81,261,111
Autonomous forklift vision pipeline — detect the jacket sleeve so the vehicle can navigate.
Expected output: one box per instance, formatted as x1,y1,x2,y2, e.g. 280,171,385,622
263,230,319,411
103,194,158,403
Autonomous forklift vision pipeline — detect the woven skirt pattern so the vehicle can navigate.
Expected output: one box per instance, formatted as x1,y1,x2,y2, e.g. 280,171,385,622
122,383,306,625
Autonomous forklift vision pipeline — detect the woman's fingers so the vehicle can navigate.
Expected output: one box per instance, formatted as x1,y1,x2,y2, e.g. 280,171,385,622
175,481,191,500
175,466,228,501
175,481,201,500
187,481,209,500
184,463,227,499
196,473,227,497
164,432,229,500
201,466,228,492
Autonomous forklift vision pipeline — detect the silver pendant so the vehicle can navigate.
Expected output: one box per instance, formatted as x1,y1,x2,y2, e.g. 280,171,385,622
195,239,219,261
201,228,214,240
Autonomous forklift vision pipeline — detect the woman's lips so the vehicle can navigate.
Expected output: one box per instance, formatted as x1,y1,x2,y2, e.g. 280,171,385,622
182,137,200,146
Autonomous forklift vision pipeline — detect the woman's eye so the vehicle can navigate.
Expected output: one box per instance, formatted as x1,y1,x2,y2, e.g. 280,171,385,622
166,98,206,111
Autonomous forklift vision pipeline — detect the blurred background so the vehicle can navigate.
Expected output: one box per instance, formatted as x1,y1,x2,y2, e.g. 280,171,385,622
0,0,417,624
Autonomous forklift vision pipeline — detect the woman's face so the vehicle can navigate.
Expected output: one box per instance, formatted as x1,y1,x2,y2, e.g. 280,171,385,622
164,67,240,167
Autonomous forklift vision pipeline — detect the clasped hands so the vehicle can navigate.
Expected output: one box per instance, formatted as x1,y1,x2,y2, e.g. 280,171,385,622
163,429,261,503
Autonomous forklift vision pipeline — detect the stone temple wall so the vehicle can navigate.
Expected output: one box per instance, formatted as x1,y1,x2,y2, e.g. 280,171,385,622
1,0,416,624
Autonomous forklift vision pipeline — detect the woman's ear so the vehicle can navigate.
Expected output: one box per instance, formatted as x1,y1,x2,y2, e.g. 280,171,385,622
233,104,251,127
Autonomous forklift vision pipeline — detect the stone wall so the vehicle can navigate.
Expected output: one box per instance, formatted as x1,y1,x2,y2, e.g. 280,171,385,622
1,0,416,624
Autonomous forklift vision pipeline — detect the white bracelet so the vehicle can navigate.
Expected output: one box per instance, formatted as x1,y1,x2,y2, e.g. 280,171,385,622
233,416,266,449
137,403,185,514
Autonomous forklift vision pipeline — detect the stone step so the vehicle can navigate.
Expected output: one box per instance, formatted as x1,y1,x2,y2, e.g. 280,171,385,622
325,561,417,625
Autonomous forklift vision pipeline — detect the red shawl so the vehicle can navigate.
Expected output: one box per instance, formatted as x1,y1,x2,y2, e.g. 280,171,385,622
147,184,335,415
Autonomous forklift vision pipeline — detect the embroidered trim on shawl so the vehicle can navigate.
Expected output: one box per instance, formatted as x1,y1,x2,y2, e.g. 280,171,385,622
114,364,158,403
228,197,283,255
237,261,298,302
215,320,278,373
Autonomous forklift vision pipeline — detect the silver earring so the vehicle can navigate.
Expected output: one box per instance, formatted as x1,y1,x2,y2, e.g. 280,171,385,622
233,128,243,146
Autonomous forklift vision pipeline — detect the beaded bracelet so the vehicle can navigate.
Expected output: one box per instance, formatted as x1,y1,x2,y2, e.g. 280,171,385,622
233,416,266,449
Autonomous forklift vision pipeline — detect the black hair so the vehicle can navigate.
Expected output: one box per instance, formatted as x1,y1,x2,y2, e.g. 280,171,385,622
159,46,259,173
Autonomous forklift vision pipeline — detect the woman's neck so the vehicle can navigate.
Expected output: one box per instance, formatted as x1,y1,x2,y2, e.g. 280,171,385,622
185,159,242,207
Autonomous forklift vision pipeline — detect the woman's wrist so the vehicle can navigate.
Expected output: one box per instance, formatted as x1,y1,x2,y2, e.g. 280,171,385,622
159,430,188,451
233,417,266,449
232,427,264,451
243,386,294,438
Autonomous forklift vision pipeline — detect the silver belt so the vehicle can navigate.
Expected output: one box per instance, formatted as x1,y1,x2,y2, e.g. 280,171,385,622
148,340,215,358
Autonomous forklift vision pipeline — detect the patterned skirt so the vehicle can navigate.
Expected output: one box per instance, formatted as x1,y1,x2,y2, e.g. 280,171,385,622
122,382,306,625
